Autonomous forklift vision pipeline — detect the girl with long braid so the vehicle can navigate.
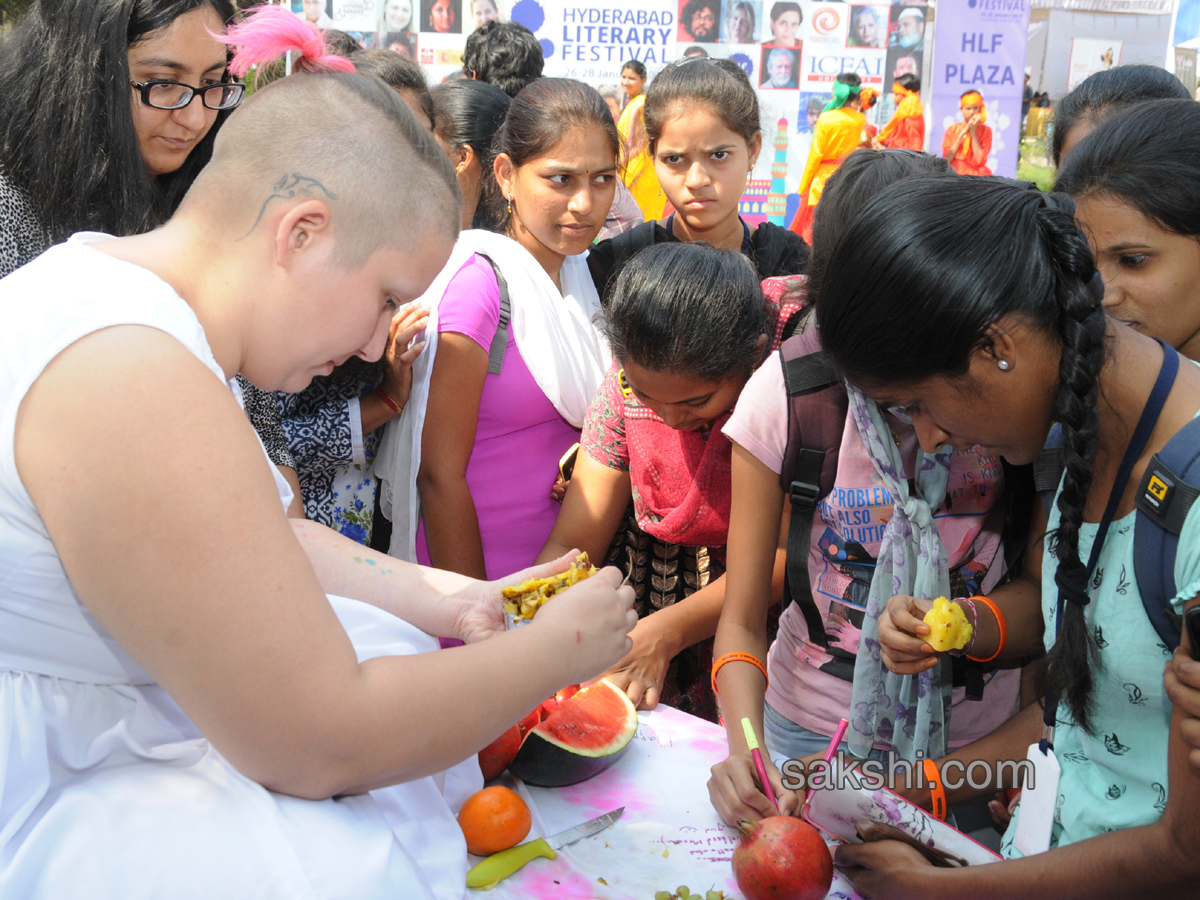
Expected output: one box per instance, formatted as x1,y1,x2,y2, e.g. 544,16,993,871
818,175,1200,898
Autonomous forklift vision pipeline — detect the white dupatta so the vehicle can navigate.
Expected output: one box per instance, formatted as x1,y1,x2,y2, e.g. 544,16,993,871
374,229,609,562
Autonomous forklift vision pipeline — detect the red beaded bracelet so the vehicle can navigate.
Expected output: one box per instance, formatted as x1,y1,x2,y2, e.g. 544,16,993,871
376,386,403,415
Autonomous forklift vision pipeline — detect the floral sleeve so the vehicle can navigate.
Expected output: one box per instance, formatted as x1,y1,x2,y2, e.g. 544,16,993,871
581,365,629,471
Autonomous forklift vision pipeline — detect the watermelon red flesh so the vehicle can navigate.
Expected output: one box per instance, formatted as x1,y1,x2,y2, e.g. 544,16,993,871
507,680,638,787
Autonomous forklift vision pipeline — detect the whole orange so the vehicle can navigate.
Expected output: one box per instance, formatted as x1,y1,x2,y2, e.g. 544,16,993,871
457,785,532,856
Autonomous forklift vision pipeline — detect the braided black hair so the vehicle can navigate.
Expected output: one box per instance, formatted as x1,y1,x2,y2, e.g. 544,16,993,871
814,176,1110,731
1039,199,1108,733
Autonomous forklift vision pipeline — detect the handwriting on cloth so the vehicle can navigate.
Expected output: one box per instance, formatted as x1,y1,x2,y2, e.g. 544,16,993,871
649,825,739,864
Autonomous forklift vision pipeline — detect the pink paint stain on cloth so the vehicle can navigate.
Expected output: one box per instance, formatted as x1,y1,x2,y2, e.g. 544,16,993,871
555,766,655,818
515,865,635,899
686,737,729,761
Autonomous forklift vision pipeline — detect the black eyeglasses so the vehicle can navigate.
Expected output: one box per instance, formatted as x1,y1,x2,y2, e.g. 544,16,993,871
130,79,246,111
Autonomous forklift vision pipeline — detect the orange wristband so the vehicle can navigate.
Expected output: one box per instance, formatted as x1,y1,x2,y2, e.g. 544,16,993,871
923,758,946,820
965,594,1007,663
711,652,768,697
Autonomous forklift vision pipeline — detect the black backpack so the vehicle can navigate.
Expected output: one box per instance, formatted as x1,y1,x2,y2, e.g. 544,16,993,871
1034,418,1200,650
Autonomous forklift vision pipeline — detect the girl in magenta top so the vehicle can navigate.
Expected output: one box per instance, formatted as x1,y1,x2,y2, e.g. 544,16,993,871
410,80,619,581
414,254,590,577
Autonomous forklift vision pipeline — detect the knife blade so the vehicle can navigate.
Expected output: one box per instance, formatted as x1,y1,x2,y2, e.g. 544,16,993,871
465,806,624,889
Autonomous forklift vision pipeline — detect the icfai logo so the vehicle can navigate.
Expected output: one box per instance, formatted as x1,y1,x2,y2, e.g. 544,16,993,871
812,6,841,35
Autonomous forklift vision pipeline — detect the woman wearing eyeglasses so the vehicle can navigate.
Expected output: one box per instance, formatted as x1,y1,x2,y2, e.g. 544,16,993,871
0,0,242,278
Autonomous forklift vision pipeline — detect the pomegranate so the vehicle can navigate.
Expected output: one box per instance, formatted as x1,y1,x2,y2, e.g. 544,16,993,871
731,817,833,900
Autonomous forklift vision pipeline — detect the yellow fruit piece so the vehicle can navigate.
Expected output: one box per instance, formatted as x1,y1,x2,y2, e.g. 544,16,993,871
922,596,973,652
501,552,597,620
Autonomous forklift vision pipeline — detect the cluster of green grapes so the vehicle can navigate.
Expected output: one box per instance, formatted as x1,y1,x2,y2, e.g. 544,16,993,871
653,887,725,900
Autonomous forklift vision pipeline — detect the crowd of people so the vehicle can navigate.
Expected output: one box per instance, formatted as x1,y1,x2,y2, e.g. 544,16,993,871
2,1,1200,896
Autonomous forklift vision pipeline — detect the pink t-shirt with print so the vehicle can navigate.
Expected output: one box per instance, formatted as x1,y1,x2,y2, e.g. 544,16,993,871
722,329,1021,750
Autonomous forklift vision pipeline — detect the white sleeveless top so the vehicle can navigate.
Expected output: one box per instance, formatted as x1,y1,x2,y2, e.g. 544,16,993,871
0,236,480,899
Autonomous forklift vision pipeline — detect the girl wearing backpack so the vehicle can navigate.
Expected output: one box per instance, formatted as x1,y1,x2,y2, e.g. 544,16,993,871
817,175,1200,899
708,149,1038,826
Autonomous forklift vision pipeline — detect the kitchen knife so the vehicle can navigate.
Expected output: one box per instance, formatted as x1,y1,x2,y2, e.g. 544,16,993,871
465,806,624,889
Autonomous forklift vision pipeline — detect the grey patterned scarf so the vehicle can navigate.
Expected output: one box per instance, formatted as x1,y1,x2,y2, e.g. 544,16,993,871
845,385,956,761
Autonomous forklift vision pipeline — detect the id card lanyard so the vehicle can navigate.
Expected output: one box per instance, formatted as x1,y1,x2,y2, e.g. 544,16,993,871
1017,340,1179,856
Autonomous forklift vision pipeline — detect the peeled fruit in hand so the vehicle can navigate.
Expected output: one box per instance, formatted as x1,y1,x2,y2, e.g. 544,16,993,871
457,785,531,856
732,817,833,900
503,552,596,620
922,596,974,652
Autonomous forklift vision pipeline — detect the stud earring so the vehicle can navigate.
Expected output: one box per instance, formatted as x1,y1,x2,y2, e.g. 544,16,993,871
997,359,1011,371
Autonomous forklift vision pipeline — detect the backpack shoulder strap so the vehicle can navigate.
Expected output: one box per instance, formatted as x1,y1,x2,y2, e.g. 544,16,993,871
600,223,660,302
610,221,658,269
1033,424,1065,517
475,253,511,375
1133,417,1200,649
778,337,846,653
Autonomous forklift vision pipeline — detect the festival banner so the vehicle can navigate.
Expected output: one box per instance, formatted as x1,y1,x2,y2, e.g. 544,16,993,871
929,0,1030,179
299,0,929,226
503,0,923,225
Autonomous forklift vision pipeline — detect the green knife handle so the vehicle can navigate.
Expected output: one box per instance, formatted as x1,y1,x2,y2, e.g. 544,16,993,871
466,837,556,889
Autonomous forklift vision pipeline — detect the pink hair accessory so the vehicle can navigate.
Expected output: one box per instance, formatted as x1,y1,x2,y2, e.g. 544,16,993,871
217,5,355,79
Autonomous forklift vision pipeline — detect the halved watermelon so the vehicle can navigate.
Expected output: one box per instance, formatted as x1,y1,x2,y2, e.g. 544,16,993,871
507,679,638,787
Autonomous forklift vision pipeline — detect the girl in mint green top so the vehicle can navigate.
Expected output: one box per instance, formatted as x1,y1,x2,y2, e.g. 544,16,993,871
998,498,1200,855
809,175,1200,899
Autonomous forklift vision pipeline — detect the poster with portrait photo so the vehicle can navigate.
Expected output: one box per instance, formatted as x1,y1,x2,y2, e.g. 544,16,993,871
380,0,417,33
797,90,830,132
721,0,761,44
760,45,800,89
762,0,802,48
465,0,504,31
678,0,722,43
293,0,334,30
421,0,462,34
847,5,888,49
884,44,921,93
888,6,925,52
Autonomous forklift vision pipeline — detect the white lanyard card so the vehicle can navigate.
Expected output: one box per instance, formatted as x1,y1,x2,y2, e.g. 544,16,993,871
1013,741,1061,857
